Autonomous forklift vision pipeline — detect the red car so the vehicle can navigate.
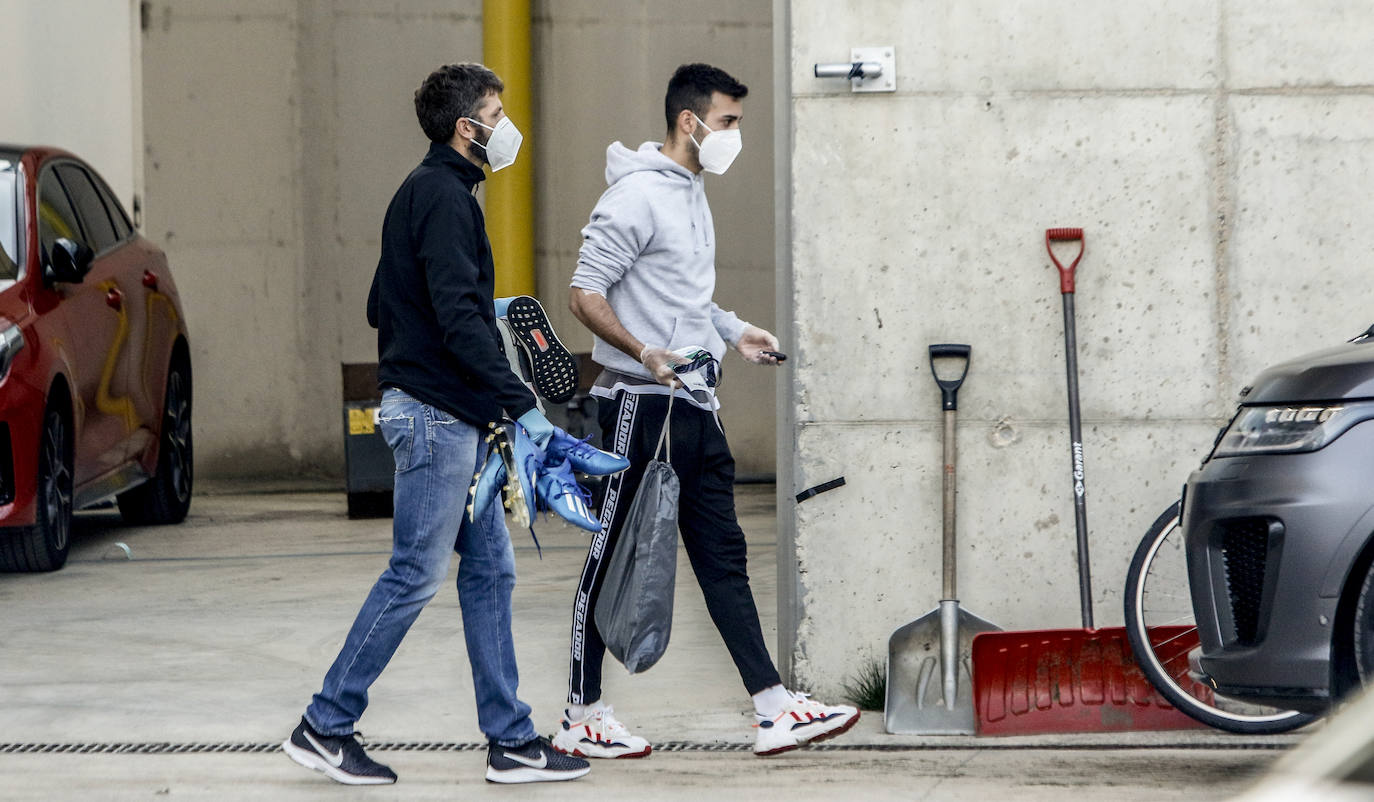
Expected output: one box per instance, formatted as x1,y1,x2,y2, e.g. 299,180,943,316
0,145,192,572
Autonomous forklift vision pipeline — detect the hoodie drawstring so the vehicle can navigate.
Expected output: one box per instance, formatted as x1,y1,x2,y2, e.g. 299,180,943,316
691,176,709,253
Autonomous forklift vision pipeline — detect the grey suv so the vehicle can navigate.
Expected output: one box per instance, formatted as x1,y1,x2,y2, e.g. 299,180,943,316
1184,325,1374,713
1126,325,1374,733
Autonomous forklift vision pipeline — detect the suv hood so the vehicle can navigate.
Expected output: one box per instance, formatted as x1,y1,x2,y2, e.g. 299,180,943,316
1242,339,1374,404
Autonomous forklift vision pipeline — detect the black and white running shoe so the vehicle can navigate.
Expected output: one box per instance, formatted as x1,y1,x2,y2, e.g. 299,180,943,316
281,717,397,785
501,295,579,404
485,735,591,784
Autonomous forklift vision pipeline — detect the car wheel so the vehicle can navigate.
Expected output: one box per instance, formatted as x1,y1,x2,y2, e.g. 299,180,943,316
118,357,192,525
1355,562,1374,685
0,400,73,572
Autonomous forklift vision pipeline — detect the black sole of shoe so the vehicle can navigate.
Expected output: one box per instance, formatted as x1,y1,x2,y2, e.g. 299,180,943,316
503,296,579,404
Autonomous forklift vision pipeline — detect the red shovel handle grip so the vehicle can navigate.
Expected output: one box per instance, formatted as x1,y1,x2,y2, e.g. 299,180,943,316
1046,227,1085,294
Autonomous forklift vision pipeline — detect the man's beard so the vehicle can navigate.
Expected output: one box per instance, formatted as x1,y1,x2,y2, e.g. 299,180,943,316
474,126,493,166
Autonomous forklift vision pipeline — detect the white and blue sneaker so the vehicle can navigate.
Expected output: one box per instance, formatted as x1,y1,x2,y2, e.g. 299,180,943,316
753,694,860,757
551,702,652,759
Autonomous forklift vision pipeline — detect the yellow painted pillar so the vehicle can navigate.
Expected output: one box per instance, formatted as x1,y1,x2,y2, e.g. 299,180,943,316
483,0,536,298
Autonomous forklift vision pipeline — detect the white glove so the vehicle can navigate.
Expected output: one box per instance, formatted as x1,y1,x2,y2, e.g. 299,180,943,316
735,325,781,364
640,345,685,387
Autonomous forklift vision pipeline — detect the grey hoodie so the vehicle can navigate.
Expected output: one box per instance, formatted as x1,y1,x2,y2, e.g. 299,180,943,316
571,141,747,382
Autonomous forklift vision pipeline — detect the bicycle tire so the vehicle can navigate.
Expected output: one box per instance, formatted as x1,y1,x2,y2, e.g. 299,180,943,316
1123,500,1317,734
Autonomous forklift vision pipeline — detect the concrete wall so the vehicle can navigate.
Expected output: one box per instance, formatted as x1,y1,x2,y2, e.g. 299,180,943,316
137,0,776,479
778,0,1374,694
142,0,331,476
0,0,141,208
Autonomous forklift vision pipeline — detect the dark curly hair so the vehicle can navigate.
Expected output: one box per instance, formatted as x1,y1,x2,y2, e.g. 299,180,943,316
414,63,504,144
664,63,748,134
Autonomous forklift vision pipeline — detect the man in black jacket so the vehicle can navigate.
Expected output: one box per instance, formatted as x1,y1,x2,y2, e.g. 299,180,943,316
282,63,589,786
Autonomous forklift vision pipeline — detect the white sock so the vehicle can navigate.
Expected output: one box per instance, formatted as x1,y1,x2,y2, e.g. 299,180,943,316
567,699,608,722
752,684,794,718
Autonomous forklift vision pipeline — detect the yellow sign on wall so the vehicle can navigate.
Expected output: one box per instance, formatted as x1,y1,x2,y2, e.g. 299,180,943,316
348,407,378,435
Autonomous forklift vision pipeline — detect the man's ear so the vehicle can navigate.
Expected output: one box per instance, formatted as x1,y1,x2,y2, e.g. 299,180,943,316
454,116,475,142
676,108,696,138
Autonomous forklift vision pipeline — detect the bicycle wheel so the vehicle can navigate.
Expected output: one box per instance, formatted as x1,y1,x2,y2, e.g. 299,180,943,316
1124,501,1317,734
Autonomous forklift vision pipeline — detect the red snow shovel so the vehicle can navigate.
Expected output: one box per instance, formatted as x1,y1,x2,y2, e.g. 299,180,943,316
970,228,1204,736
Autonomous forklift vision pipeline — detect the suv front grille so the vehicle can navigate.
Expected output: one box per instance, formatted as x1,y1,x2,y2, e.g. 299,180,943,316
1218,517,1277,646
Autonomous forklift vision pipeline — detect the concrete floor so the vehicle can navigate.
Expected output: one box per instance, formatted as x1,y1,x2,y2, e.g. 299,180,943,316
0,484,1303,799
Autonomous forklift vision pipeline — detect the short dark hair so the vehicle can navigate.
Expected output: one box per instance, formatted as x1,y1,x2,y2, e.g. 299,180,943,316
414,63,504,144
664,63,748,133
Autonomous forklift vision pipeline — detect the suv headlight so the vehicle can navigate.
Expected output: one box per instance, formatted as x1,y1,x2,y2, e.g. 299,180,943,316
1211,401,1374,458
0,319,23,380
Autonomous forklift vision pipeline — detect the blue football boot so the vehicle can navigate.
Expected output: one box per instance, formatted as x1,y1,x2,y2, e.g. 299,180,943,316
507,421,545,529
536,459,602,533
546,427,630,477
467,423,508,524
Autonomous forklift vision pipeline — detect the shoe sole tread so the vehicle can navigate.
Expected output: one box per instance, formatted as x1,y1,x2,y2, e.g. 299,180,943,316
552,743,652,759
504,297,578,404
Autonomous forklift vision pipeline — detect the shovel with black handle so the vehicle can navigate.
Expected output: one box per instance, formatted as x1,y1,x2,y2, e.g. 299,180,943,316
885,344,1002,735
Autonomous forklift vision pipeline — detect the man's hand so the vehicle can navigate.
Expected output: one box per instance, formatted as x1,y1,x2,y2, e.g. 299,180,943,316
736,325,782,365
640,346,685,388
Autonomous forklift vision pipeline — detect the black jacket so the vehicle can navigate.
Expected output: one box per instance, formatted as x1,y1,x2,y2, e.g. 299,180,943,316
367,142,536,427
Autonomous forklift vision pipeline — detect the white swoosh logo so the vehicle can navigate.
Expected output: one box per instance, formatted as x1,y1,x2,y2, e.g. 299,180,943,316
303,731,344,768
502,750,548,769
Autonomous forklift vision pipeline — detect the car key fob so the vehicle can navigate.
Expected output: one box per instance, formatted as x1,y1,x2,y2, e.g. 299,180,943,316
760,350,787,362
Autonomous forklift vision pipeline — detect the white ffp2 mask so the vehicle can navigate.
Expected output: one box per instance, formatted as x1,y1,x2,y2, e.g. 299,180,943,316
691,114,741,175
465,116,523,171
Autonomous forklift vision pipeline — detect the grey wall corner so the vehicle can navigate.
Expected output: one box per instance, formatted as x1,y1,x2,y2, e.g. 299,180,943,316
772,0,800,685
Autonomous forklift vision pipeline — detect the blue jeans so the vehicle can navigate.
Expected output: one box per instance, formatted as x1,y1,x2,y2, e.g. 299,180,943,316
305,388,536,746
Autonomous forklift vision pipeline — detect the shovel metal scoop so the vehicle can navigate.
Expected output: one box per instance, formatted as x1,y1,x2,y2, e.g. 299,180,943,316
885,344,1001,735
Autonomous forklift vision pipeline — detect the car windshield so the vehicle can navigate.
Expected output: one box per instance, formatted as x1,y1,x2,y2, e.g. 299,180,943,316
0,160,17,286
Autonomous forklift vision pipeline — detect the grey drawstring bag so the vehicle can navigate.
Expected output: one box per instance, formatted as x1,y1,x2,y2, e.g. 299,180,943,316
594,393,680,674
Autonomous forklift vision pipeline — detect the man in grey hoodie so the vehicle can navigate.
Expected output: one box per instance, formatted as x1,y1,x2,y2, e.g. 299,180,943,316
553,63,859,760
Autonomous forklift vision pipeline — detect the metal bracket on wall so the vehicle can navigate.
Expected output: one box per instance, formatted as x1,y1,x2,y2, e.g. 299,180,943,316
813,46,896,93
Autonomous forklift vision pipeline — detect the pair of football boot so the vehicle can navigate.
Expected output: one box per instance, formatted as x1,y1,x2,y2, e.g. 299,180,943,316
468,423,628,537
472,295,625,536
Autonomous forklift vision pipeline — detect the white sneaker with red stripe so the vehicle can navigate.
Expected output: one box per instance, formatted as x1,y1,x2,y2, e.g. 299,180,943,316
753,694,860,756
551,702,652,759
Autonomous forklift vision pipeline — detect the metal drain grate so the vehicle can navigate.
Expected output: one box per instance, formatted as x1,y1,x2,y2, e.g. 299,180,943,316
0,740,1294,755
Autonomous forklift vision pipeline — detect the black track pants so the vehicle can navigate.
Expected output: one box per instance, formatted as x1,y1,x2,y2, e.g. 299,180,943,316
566,391,783,704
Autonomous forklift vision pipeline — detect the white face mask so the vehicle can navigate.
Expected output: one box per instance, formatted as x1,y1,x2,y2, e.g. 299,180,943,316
690,114,742,175
464,115,523,171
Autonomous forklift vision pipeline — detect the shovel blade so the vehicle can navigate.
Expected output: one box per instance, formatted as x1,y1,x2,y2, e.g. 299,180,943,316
971,627,1207,735
885,604,1001,735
